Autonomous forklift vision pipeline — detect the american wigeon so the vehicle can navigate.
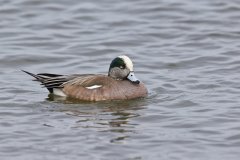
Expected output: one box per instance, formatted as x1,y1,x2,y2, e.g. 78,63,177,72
23,55,148,101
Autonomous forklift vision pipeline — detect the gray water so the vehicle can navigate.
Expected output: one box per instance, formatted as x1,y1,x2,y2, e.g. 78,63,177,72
1,0,240,159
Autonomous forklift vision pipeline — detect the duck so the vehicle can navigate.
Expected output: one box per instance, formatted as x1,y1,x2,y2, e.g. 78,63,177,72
22,55,148,101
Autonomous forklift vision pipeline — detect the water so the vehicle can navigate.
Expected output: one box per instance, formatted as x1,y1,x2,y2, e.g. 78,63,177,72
1,0,240,159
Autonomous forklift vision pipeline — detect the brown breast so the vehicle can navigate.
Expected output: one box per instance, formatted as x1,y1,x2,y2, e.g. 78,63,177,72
62,76,148,101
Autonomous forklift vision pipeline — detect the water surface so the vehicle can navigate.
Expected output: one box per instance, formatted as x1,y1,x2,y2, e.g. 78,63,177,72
1,0,240,159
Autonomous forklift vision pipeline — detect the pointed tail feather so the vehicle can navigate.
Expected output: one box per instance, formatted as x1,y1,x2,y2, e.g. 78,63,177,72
22,70,67,93
21,70,45,82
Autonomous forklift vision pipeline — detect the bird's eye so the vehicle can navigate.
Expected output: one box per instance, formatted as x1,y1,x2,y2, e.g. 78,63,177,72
120,66,124,69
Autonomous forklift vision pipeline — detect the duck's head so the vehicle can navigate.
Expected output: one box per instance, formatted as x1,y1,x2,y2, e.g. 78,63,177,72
108,55,140,84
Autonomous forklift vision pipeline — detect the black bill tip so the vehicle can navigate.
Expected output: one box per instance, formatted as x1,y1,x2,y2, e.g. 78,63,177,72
132,80,140,84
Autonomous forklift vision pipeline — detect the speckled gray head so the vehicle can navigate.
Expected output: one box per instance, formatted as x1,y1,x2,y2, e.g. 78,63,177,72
108,55,140,84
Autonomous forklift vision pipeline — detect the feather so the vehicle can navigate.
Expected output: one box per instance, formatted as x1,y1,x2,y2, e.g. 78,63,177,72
22,70,68,93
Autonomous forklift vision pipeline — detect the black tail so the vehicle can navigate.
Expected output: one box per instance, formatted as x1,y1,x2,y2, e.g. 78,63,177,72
22,70,66,93
22,70,44,82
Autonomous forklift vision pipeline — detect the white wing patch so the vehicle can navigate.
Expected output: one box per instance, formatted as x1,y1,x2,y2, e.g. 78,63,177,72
86,85,102,89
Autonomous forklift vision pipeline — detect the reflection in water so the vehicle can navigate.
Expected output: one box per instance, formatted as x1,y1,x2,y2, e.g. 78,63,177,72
110,136,130,143
47,94,147,143
2,0,240,158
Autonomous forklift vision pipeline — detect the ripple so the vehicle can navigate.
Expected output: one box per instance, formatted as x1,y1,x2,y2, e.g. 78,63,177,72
1,0,240,159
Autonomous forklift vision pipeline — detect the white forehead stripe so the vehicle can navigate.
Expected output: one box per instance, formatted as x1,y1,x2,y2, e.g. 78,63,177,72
118,55,133,71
